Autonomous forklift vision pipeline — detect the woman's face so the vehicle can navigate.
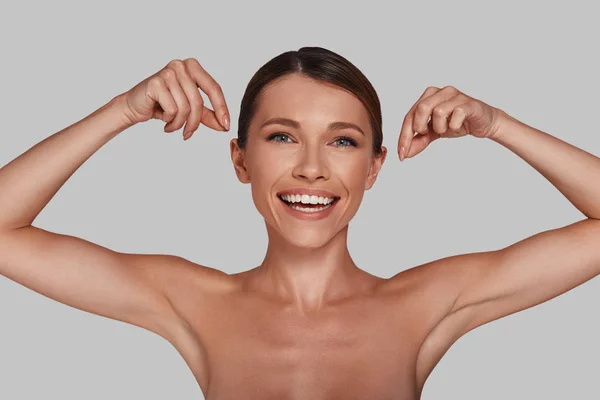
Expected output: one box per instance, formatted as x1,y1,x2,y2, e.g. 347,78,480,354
231,74,387,249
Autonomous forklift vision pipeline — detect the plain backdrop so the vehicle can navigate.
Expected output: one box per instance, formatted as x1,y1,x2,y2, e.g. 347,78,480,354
0,1,599,398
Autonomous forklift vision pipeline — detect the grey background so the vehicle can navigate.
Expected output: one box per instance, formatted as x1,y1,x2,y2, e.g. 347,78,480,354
1,0,599,398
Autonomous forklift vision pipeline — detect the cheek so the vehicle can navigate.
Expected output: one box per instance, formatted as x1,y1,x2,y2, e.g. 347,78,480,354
247,146,290,187
332,154,371,189
245,148,288,215
332,155,371,217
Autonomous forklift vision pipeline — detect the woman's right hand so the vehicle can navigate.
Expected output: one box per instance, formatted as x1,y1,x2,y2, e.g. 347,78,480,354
117,58,230,140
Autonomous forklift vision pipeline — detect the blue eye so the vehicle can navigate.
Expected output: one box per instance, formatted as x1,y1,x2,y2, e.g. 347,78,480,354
333,136,357,147
267,133,293,143
266,133,357,147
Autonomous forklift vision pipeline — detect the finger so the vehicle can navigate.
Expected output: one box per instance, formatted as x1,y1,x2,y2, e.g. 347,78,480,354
448,101,478,135
431,95,468,136
412,86,460,135
169,61,206,138
183,107,224,140
147,76,178,124
398,86,439,161
184,58,230,130
405,130,440,159
199,106,228,131
161,69,191,133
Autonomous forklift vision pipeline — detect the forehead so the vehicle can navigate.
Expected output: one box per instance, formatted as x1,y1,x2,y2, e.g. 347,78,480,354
251,74,371,131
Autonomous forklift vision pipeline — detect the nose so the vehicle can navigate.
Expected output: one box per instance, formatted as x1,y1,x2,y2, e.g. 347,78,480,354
291,143,330,182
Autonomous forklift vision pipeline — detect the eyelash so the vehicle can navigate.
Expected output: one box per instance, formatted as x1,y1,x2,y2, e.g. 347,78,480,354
266,133,357,148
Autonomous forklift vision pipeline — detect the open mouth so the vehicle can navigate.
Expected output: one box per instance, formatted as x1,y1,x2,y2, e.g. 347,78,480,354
277,194,340,213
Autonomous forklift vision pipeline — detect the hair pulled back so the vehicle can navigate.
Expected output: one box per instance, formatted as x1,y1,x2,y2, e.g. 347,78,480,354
237,47,383,156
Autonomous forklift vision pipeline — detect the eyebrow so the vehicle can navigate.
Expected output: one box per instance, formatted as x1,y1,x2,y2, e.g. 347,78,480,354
260,117,365,136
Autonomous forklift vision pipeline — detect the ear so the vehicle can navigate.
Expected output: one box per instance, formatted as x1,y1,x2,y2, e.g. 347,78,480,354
365,145,387,190
230,139,251,183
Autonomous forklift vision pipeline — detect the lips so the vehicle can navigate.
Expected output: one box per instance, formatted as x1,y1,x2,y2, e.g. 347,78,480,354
275,187,340,221
276,187,339,199
277,194,339,208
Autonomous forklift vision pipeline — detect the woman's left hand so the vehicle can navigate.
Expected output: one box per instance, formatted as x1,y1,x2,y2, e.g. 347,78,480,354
398,86,505,160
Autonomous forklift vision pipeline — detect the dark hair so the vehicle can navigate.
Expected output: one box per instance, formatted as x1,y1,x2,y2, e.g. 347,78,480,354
237,46,383,156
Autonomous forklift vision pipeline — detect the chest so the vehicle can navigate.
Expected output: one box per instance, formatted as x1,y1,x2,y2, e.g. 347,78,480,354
181,295,423,400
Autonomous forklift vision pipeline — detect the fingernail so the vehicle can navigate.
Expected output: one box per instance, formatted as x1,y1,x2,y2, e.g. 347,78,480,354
222,115,230,130
400,146,406,161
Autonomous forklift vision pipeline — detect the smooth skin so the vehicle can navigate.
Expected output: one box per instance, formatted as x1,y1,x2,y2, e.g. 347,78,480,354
1,58,600,399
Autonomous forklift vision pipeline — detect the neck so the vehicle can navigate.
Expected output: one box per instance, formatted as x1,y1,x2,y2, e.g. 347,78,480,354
249,224,371,313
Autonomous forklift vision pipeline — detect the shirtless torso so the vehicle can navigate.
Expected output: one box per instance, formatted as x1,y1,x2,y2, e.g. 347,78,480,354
159,257,460,400
2,56,600,400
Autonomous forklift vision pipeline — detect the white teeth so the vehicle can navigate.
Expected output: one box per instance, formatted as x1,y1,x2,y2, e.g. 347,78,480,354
279,193,337,205
290,203,333,213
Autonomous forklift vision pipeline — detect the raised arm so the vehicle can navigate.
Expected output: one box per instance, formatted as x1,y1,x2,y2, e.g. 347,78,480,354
394,86,600,388
0,58,230,340
446,110,600,326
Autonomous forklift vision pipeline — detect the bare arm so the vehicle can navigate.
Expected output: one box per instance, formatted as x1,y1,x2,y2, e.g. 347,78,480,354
395,86,600,388
448,112,600,330
0,58,230,340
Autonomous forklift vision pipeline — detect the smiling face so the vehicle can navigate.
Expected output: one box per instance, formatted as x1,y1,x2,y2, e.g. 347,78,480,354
231,73,387,249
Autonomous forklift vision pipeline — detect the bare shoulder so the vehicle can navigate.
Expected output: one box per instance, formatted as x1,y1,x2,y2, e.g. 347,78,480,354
382,251,494,317
381,251,496,391
124,254,241,345
154,255,240,313
152,255,235,290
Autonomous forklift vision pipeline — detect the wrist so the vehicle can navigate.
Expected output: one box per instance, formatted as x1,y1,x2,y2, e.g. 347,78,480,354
488,109,520,145
107,93,138,130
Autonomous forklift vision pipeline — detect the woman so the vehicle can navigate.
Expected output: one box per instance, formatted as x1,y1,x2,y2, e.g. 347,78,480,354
0,47,599,399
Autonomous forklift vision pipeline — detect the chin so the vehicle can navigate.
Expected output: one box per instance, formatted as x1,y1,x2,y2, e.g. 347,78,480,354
275,223,345,250
284,232,331,249
258,195,355,249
